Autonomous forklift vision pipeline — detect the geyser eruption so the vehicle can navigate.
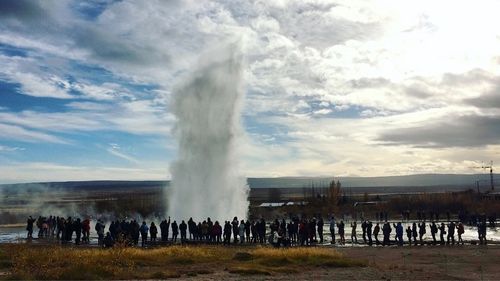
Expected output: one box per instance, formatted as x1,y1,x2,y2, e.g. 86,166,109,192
167,42,249,221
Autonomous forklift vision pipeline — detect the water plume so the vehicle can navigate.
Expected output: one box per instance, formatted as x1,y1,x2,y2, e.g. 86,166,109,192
167,42,249,221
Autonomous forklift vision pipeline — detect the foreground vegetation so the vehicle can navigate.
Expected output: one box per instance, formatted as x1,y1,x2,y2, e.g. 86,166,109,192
0,245,365,280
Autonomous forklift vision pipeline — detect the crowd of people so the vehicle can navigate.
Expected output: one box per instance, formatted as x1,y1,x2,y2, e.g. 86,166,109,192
26,216,92,244
26,213,492,248
331,219,489,246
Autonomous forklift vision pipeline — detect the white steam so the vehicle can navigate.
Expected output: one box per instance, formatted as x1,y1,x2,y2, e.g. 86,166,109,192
167,42,249,221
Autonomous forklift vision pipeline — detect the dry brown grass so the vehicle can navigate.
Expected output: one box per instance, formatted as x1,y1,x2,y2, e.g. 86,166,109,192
0,244,365,280
244,246,366,271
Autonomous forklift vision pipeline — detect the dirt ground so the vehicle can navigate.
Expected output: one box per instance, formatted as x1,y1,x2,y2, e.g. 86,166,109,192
180,246,500,280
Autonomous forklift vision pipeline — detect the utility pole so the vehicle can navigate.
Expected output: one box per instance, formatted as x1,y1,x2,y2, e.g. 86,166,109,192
471,161,494,191
483,161,494,191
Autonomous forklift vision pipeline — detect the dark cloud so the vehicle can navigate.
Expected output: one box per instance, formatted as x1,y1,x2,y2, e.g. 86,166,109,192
0,0,47,20
467,89,500,109
441,68,494,85
73,26,170,66
405,87,433,98
0,1,170,68
378,115,500,148
350,77,391,88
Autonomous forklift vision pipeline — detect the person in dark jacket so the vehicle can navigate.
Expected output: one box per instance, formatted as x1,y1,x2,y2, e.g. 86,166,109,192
317,217,324,243
406,226,412,246
188,218,195,240
213,221,222,243
382,222,391,246
411,222,418,244
95,220,105,246
373,223,380,245
150,222,158,243
104,232,114,248
439,223,446,245
245,220,251,243
171,221,179,243
223,221,232,245
447,221,455,245
231,217,239,243
430,222,438,244
394,222,403,246
179,220,187,242
26,216,35,239
139,221,149,247
73,218,82,245
418,222,426,245
367,221,373,246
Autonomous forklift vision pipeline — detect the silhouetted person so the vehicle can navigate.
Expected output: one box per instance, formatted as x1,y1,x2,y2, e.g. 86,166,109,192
258,219,266,244
373,223,380,245
26,216,35,239
140,221,149,247
329,217,336,244
457,222,464,244
361,220,367,244
338,220,345,244
367,221,373,246
317,217,324,243
478,220,487,244
238,220,245,243
74,218,82,245
439,223,446,245
430,222,438,244
418,222,426,244
411,222,418,244
103,232,114,248
394,222,403,246
165,217,171,241
232,217,239,243
179,220,187,242
171,221,178,243
132,220,140,245
187,218,195,240
150,222,158,242
214,221,222,243
406,226,412,246
245,220,251,243
95,220,105,246
223,221,231,245
350,221,357,243
252,221,258,243
447,221,455,245
382,222,391,246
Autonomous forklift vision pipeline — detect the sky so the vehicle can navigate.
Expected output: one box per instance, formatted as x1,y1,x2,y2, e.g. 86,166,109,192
0,0,499,183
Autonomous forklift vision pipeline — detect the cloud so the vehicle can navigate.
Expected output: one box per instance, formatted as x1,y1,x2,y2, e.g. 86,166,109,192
0,162,168,184
0,145,25,152
1,0,500,180
12,72,73,99
467,91,500,109
0,123,67,144
106,144,139,164
0,0,49,21
378,114,500,148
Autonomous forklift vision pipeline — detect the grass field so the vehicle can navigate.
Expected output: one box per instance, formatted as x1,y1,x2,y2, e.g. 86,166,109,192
0,244,365,280
1,244,499,280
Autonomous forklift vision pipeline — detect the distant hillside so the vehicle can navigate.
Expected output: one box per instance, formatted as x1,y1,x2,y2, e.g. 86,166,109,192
248,174,497,188
0,173,497,190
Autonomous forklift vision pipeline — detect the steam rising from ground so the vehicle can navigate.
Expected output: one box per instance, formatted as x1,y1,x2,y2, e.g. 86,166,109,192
167,42,249,221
